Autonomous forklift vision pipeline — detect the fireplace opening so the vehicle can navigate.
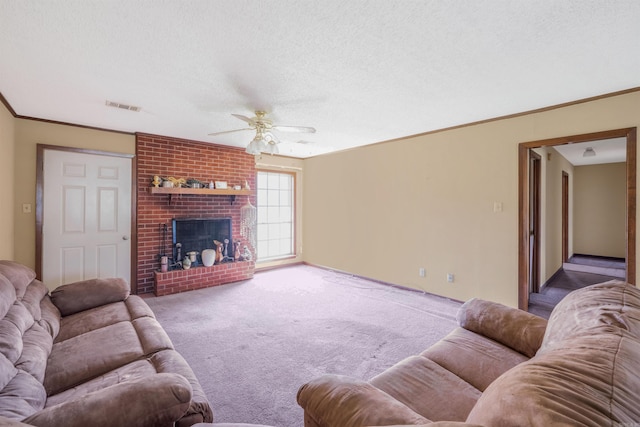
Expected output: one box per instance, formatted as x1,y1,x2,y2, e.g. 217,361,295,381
172,218,233,266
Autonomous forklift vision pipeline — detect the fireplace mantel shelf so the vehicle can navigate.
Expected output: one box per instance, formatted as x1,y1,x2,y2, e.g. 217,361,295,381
148,187,253,204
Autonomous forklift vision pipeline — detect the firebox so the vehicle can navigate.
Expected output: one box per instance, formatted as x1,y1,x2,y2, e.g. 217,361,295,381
172,218,233,265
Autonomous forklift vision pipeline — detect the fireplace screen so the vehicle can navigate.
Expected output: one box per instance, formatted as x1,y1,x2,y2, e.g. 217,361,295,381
172,218,232,264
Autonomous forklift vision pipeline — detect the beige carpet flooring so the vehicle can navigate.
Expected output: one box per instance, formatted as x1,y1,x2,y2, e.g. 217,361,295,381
144,264,461,426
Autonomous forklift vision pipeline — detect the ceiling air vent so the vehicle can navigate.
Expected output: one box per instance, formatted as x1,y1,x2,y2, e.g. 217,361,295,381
105,100,141,112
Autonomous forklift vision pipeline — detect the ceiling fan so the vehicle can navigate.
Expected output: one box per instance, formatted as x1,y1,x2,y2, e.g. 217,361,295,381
208,111,316,155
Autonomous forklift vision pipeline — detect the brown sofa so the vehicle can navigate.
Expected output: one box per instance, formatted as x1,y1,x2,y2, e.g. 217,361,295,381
297,279,640,426
0,260,213,427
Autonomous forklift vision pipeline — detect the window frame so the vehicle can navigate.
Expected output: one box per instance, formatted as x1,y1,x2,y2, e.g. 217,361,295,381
255,169,297,262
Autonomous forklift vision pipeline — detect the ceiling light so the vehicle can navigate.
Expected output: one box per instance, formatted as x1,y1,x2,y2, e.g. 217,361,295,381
583,147,596,157
246,132,271,155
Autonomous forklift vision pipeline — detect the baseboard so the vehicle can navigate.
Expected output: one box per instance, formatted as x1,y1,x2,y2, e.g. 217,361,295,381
302,261,465,304
540,267,564,292
572,253,625,263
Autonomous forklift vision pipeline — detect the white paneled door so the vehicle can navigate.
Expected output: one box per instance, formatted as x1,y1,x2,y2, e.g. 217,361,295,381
42,149,131,289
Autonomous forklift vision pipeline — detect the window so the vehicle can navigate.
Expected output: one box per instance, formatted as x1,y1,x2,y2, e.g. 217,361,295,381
256,171,295,261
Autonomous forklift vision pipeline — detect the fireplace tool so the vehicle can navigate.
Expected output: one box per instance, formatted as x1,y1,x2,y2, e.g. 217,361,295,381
158,223,169,271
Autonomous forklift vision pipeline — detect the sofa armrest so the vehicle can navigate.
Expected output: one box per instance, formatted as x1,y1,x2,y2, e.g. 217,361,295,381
457,298,547,358
297,374,430,427
50,277,130,316
23,373,191,427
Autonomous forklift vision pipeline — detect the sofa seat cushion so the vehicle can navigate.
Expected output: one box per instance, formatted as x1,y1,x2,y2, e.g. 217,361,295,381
44,358,158,407
421,327,529,392
370,355,481,422
46,349,213,422
45,321,146,395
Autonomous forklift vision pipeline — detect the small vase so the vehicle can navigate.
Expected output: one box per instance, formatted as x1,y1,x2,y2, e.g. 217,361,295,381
202,249,216,267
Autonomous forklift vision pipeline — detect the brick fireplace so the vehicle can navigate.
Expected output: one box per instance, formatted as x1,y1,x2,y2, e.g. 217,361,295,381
136,133,256,295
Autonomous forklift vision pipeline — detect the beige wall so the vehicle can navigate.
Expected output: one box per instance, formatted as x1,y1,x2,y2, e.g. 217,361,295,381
573,162,626,258
303,91,640,307
0,102,15,260
14,119,135,268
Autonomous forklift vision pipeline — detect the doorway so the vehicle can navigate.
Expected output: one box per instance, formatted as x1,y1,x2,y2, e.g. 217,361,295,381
36,145,136,290
562,171,569,263
518,127,637,310
529,151,541,294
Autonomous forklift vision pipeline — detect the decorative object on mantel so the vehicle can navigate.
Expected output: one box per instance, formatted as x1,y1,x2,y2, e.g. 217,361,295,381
213,240,224,264
244,180,251,190
234,241,241,261
215,181,227,189
182,256,191,269
152,175,162,187
209,181,214,189
162,180,174,188
186,251,198,265
201,249,215,267
186,178,204,188
208,110,316,155
166,177,187,188
241,245,252,261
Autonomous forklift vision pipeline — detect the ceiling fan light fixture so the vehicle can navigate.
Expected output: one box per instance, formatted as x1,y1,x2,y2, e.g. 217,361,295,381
264,141,279,155
245,138,263,155
583,147,596,157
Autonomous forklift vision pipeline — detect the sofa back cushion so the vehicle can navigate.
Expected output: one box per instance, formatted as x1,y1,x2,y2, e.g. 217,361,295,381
539,280,640,352
466,281,640,426
50,277,129,316
0,262,57,421
466,330,640,426
0,262,36,301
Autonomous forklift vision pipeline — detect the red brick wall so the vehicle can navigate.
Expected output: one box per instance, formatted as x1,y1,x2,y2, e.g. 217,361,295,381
136,133,256,295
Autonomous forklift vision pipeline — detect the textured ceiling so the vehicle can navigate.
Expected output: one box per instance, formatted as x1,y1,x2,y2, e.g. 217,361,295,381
1,1,640,158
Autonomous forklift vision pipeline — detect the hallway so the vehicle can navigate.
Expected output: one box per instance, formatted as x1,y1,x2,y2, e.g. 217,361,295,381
528,256,625,319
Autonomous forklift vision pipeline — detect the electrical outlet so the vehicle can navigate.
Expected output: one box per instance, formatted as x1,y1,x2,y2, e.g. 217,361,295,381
22,204,32,214
419,267,426,277
447,273,455,283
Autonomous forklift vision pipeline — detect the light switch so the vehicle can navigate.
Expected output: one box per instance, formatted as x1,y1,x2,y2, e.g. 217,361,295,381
493,202,503,213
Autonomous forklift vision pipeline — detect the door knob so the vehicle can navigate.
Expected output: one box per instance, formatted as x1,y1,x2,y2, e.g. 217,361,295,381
122,236,129,240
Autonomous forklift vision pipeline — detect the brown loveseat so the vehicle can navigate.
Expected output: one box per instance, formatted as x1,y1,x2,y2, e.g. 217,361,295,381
0,260,213,427
297,280,640,426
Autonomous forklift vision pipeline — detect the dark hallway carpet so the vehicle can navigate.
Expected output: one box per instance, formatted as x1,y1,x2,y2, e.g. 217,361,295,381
528,269,620,319
144,264,461,427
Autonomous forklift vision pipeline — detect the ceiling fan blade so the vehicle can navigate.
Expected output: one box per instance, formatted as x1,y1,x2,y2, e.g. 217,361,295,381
232,114,257,126
272,125,316,133
208,128,253,136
